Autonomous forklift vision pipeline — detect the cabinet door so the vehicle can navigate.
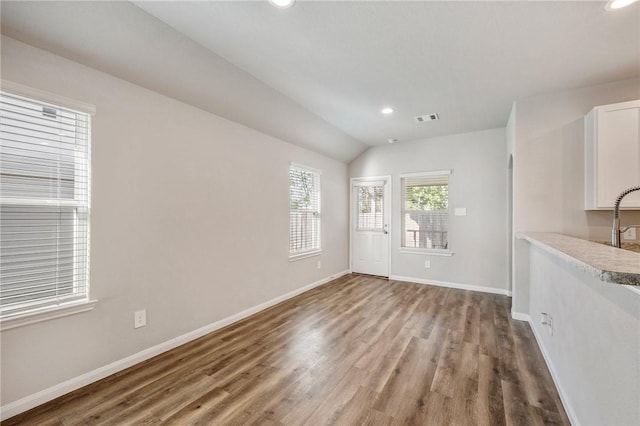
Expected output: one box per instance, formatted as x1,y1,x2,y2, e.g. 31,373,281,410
595,101,640,208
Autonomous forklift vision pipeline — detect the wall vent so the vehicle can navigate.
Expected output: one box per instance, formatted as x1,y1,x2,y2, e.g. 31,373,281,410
415,113,439,123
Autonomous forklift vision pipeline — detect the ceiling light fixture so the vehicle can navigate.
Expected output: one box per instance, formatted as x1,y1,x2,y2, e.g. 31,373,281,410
388,138,397,144
381,107,394,115
269,0,295,8
605,0,638,10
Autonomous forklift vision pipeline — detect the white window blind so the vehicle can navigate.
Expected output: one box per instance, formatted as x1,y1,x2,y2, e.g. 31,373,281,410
289,164,321,257
401,171,449,250
0,90,91,319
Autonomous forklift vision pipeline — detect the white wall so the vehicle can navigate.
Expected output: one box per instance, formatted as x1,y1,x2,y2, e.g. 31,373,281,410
512,78,640,314
527,243,640,425
0,36,349,408
349,128,509,292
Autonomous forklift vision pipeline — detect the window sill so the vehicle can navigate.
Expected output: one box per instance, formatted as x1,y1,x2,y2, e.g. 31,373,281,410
0,299,98,331
289,250,322,262
399,248,454,257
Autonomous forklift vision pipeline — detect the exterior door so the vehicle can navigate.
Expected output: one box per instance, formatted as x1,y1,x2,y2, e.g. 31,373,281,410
351,178,390,277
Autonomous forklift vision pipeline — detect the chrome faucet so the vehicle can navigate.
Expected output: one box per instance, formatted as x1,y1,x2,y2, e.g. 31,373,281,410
612,185,640,248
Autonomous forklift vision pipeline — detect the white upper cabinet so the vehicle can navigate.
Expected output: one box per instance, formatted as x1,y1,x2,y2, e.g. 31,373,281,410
584,100,640,210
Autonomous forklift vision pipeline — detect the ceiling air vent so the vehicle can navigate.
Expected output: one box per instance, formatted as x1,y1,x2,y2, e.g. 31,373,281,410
415,113,439,123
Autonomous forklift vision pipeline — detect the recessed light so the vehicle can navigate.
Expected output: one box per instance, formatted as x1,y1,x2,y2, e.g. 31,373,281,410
388,138,397,144
269,0,295,9
381,107,394,115
605,0,638,10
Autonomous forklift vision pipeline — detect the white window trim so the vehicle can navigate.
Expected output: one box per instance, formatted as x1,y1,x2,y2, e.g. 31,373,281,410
289,162,322,176
0,299,98,331
0,80,96,115
288,249,323,262
0,85,96,326
352,180,385,187
399,248,454,256
399,169,452,179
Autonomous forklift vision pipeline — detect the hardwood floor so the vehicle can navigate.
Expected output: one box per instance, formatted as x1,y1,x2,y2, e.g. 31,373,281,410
3,274,569,425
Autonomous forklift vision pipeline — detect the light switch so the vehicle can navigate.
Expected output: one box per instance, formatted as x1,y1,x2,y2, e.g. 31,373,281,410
454,208,467,216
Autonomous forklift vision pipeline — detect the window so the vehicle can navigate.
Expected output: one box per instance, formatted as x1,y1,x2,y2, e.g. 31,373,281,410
289,163,321,258
401,171,450,251
356,184,384,231
0,90,91,322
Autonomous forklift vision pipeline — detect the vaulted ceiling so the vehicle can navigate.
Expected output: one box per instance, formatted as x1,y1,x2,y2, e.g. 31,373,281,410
2,1,639,162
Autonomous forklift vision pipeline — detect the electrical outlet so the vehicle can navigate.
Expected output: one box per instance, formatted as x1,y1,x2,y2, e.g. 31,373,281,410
317,260,321,269
134,309,146,329
540,312,553,336
622,227,637,240
424,260,431,268
540,313,548,324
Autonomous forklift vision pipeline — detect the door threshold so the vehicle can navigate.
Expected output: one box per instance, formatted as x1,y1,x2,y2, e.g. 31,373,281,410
351,272,389,279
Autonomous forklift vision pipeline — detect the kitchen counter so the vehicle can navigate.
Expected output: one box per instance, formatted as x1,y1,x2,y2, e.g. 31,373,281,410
517,232,640,425
517,232,640,286
593,241,640,253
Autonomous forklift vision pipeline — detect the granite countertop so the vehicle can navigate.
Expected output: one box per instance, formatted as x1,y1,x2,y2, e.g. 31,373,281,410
517,232,640,286
593,241,640,253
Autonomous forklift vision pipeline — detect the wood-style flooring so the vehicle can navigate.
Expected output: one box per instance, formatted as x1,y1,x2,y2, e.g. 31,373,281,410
3,274,569,425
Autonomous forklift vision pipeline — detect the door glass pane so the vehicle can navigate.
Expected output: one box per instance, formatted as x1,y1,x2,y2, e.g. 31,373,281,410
357,185,383,230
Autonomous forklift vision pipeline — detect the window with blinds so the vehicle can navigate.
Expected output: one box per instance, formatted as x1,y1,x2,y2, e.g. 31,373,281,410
289,164,321,257
401,171,450,250
0,90,91,319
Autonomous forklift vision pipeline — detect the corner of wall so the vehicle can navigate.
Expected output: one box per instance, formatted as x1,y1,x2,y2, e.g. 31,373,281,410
512,237,531,315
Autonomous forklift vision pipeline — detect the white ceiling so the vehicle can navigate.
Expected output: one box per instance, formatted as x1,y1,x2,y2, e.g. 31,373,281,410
2,1,639,163
134,0,639,145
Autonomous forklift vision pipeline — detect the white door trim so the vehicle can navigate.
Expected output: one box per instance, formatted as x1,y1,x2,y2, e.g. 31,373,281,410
349,175,392,277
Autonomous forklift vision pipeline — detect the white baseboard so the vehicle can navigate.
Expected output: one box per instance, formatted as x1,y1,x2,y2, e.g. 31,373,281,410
0,269,351,421
389,275,512,296
525,318,579,426
510,311,531,322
